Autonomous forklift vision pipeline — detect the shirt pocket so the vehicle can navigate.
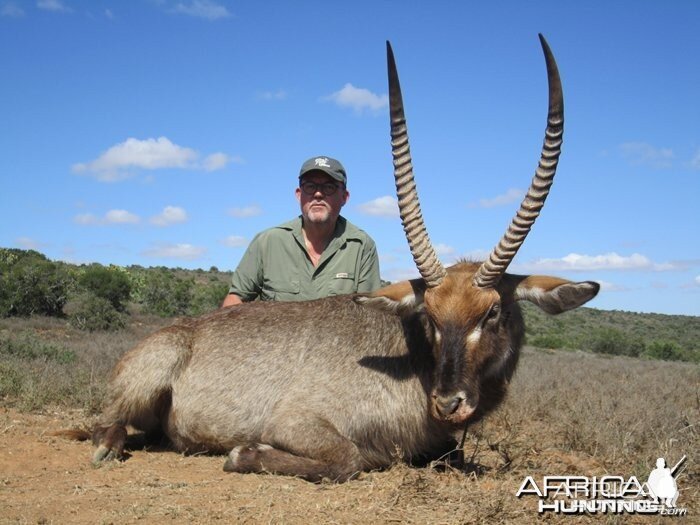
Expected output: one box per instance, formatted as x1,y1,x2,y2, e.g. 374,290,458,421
262,279,300,301
328,273,356,296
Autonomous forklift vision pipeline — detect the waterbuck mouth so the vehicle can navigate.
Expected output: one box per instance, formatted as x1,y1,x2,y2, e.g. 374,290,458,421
431,392,475,424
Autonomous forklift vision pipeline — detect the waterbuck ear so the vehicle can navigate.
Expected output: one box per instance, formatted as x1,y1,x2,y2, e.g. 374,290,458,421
513,276,600,315
354,279,426,317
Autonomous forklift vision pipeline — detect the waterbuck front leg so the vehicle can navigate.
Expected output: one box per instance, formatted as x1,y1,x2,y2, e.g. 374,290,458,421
223,412,363,483
91,424,129,463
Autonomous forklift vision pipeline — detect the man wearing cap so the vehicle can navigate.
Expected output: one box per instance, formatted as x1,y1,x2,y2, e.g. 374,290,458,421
221,156,381,305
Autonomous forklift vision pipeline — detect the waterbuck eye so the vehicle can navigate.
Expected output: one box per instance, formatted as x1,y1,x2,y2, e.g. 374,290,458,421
483,304,500,324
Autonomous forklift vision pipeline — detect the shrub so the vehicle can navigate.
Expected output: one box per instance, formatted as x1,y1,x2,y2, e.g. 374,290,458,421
77,264,131,311
0,255,73,317
587,328,645,357
68,292,126,332
139,269,194,317
125,267,147,304
644,340,686,362
190,281,229,315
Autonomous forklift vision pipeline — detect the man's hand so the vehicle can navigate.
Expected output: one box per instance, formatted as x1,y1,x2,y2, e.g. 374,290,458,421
221,293,243,308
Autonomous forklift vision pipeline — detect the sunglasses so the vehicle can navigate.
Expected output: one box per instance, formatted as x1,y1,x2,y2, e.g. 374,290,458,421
300,181,343,196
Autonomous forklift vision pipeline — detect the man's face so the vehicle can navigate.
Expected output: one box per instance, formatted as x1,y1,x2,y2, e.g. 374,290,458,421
295,172,349,227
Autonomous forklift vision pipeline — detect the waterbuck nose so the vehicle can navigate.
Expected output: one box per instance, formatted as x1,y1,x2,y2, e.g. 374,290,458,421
433,394,463,417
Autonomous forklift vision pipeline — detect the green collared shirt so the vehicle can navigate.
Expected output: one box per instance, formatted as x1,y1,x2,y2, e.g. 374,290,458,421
229,216,381,302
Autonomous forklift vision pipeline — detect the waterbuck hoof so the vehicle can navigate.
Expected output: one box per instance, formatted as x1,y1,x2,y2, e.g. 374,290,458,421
223,443,272,473
92,444,121,464
91,424,127,464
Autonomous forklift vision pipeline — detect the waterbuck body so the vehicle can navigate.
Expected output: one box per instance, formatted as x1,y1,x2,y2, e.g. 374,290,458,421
92,262,597,482
101,293,452,479
83,37,601,481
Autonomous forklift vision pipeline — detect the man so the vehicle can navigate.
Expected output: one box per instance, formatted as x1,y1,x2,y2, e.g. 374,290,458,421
221,156,381,306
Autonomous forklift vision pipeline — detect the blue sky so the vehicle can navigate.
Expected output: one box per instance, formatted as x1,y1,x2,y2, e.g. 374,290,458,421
1,0,698,315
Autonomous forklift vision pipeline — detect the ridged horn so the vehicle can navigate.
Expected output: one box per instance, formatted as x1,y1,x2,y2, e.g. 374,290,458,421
387,41,446,288
473,34,564,289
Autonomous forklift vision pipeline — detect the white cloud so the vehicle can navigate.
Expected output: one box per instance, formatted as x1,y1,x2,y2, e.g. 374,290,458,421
469,188,524,209
172,0,231,20
357,196,399,217
257,89,287,101
519,252,681,273
105,209,140,224
150,206,188,226
228,205,262,218
74,210,140,225
73,137,196,180
619,142,674,169
1,3,25,16
74,213,99,225
142,243,206,260
222,235,248,248
384,267,420,282
695,275,700,286
73,137,230,181
324,83,388,114
37,0,70,12
434,244,455,257
202,152,232,171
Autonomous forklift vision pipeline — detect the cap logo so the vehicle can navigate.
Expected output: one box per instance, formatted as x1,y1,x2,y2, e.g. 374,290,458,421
314,157,331,168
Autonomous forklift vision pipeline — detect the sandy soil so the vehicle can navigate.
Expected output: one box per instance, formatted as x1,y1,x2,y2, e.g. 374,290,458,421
3,407,686,525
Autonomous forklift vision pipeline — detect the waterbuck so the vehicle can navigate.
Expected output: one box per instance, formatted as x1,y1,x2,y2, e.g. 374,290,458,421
83,36,599,482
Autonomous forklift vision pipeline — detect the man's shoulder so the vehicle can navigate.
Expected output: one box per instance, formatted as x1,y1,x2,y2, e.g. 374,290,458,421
273,217,301,232
340,217,376,246
252,218,300,242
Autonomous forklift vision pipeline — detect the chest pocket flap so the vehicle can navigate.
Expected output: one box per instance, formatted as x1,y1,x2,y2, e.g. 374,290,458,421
328,272,356,296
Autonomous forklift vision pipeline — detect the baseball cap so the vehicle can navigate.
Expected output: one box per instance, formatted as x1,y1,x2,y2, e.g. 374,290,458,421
299,156,347,185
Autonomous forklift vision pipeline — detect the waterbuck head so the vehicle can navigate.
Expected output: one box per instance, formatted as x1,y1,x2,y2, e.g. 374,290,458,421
361,36,599,425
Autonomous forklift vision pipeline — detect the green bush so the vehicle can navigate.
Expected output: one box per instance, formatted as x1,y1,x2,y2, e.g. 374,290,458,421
528,333,568,349
189,281,229,315
0,253,73,317
77,264,132,311
68,292,126,332
139,269,194,317
587,328,645,358
643,340,686,362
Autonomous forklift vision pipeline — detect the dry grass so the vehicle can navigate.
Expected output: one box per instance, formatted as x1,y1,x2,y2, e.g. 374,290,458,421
0,314,170,411
489,348,698,475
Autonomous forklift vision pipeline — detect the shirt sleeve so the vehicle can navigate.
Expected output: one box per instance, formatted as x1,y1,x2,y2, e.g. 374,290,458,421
356,237,381,293
229,234,264,301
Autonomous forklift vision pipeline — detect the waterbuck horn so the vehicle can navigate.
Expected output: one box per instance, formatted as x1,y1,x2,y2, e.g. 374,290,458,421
387,41,447,288
473,34,564,289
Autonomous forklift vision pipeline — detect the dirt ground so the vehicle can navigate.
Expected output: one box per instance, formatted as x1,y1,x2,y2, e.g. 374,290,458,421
2,407,693,525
